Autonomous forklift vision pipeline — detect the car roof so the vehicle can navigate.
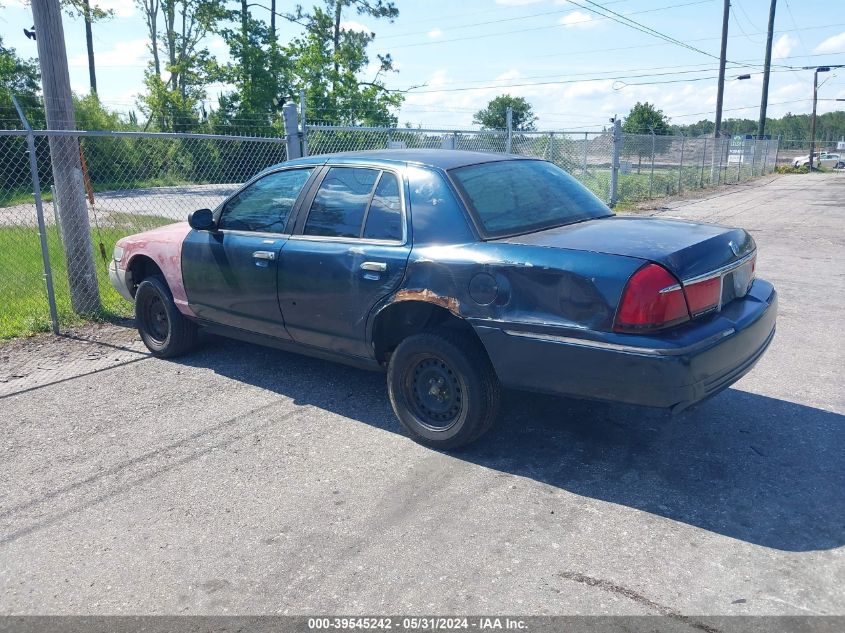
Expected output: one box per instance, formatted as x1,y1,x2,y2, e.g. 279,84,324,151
280,149,533,171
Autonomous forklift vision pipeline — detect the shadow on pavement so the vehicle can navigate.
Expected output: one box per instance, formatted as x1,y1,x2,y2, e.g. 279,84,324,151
178,334,845,553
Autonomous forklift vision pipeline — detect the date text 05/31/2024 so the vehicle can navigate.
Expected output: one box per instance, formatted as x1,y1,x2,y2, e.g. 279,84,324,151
307,617,528,630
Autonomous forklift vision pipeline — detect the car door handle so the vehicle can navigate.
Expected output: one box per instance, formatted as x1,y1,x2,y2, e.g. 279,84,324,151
253,251,276,261
360,261,387,272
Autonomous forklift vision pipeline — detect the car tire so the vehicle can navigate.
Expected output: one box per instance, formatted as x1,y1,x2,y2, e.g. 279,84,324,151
836,162,845,169
387,329,501,449
135,275,198,358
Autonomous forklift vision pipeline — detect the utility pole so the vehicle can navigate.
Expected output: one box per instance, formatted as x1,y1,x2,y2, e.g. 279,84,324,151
713,0,730,139
757,0,777,139
31,0,101,315
82,0,97,93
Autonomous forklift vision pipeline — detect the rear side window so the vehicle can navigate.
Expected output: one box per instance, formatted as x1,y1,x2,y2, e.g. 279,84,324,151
450,160,611,238
219,168,313,233
363,173,402,241
305,168,379,238
304,167,404,241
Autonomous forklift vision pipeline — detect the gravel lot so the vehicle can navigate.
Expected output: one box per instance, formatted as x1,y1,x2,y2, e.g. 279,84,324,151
1,174,843,616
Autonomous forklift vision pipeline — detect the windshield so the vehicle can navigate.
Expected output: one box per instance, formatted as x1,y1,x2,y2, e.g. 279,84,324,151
449,159,611,238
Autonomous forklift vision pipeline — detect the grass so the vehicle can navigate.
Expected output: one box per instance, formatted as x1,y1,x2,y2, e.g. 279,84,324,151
0,214,172,339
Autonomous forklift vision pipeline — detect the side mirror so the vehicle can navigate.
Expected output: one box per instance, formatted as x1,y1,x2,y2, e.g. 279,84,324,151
188,208,215,231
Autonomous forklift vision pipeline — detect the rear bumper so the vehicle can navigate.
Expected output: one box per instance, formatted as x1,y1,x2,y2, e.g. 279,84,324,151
473,279,777,411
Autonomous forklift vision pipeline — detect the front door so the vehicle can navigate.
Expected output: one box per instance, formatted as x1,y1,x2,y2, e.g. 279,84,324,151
182,167,316,338
278,166,410,357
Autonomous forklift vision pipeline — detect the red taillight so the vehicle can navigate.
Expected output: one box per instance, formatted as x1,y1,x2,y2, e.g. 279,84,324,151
684,276,721,316
614,264,690,333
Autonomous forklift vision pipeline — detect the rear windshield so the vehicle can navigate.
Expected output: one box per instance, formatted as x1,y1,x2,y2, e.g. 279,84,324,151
449,159,611,238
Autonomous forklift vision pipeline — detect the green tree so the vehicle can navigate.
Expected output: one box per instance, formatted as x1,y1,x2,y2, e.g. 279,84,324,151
670,119,714,137
622,101,670,135
622,102,671,173
212,1,292,134
137,0,226,131
473,95,536,131
62,0,113,94
284,2,403,126
0,37,44,129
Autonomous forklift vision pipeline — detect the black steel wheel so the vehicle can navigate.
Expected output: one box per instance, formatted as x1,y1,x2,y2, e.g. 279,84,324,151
135,275,198,358
387,328,500,449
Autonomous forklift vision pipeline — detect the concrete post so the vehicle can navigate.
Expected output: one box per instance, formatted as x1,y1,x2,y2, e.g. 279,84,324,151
282,102,302,160
299,89,308,157
506,106,513,154
610,119,622,207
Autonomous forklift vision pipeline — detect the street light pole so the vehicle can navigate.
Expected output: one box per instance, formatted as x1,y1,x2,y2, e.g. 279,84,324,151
809,67,830,171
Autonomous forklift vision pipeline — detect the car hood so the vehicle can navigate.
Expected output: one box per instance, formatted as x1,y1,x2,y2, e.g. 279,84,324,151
494,215,754,280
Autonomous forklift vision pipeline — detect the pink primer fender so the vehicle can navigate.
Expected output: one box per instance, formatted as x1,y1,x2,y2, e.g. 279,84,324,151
116,222,196,317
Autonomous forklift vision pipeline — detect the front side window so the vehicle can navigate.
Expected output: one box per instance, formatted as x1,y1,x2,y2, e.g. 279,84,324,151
449,160,611,238
219,168,313,233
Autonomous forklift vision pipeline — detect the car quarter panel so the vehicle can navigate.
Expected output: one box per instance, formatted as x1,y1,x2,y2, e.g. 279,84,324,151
117,222,194,316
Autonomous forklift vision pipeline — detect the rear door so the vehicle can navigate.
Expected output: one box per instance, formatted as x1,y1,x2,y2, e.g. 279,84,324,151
277,165,410,357
182,167,316,338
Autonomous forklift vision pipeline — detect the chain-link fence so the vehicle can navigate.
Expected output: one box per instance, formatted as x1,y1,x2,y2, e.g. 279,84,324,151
305,124,780,205
1,129,287,339
1,121,783,342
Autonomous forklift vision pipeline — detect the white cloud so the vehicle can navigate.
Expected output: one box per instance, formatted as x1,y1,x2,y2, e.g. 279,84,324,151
340,21,373,33
69,38,149,68
559,11,600,29
813,32,845,54
495,0,544,5
428,28,443,39
772,34,796,60
95,0,136,18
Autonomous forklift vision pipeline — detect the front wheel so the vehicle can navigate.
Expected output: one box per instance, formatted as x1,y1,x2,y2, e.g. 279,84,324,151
135,276,198,358
836,162,845,169
387,329,501,449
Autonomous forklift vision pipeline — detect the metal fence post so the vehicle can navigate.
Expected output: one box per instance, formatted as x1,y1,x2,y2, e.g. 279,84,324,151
699,138,707,188
282,102,302,160
610,119,622,207
751,138,758,177
583,133,588,175
12,96,60,335
506,107,513,154
299,89,308,157
547,132,555,162
677,133,685,194
737,137,744,183
761,139,768,175
718,137,725,185
649,130,656,198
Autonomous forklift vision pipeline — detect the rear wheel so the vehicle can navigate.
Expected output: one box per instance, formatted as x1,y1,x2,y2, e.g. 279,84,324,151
836,162,844,169
387,329,500,449
135,276,198,358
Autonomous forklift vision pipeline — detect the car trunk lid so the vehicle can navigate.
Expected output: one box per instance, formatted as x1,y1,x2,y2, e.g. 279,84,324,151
494,215,755,282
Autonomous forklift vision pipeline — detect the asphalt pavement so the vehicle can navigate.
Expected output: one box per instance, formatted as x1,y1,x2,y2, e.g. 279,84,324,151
0,173,843,616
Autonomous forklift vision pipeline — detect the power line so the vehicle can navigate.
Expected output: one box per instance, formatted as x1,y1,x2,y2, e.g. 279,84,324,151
376,0,640,40
377,0,717,52
402,66,799,95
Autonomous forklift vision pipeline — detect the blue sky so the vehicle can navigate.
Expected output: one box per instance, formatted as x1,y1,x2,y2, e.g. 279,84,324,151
2,0,844,130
